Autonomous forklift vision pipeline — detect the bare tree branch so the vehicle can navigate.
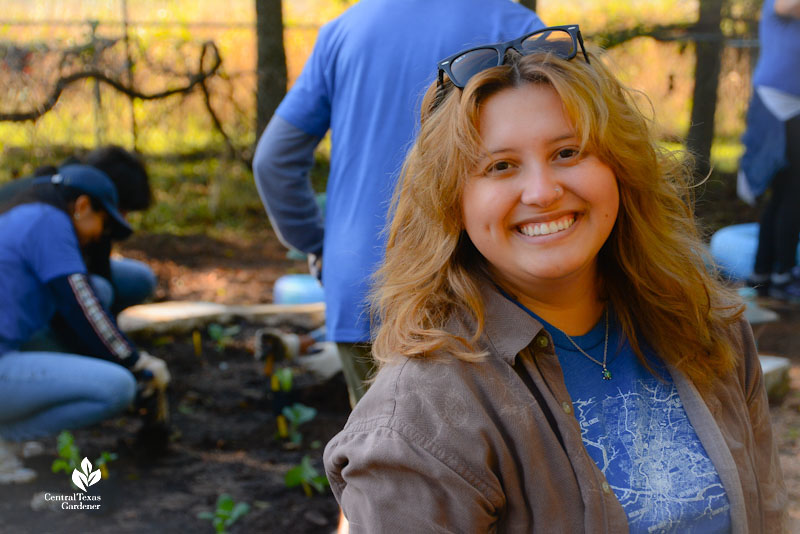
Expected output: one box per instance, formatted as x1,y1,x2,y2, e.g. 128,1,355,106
0,41,221,122
200,74,251,168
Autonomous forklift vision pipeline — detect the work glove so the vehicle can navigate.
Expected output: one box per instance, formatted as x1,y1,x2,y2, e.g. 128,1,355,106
132,350,171,392
132,351,171,432
308,252,322,283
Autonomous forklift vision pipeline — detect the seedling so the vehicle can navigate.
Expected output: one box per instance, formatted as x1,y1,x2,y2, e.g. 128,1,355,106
285,455,329,497
271,368,295,440
52,431,118,481
51,431,81,475
94,450,119,480
207,323,241,351
193,330,203,357
198,493,250,534
271,367,293,392
280,403,317,446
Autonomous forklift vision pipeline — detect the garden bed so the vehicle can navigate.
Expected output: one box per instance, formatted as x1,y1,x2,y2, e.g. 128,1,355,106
0,320,350,533
5,227,800,532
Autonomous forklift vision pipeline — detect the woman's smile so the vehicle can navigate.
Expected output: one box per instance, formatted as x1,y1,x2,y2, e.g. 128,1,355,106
461,83,619,297
516,213,576,237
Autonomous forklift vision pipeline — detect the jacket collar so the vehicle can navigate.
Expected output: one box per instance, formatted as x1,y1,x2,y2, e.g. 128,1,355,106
448,280,547,365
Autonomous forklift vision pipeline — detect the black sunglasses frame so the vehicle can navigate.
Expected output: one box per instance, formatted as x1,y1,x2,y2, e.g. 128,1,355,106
436,24,589,90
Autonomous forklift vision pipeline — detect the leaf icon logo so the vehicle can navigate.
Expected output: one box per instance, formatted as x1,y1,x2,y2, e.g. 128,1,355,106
71,457,102,492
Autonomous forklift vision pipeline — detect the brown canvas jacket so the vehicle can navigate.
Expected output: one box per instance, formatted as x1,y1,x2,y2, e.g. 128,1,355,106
323,283,787,533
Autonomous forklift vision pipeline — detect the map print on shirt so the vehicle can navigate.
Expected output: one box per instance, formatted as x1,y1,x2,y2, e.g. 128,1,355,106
500,296,733,533
573,377,730,534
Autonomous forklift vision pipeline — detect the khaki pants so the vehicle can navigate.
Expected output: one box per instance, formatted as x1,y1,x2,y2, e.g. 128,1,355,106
335,343,376,408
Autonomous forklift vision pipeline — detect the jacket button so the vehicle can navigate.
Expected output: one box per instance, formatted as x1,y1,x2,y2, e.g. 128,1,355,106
536,335,549,348
602,482,612,494
561,402,571,414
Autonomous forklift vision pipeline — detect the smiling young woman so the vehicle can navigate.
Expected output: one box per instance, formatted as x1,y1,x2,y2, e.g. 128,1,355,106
323,27,786,533
461,82,620,334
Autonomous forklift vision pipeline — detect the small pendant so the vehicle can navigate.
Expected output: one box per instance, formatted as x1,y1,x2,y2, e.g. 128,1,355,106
602,368,612,380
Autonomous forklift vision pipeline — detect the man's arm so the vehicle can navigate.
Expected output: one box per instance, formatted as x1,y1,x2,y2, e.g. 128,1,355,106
775,0,800,18
253,115,325,256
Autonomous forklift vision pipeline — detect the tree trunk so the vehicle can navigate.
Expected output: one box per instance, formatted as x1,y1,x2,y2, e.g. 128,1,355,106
256,0,288,139
518,0,538,12
686,0,726,176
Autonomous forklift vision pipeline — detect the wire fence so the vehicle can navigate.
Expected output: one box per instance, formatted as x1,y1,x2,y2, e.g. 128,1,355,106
0,7,760,176
0,14,321,170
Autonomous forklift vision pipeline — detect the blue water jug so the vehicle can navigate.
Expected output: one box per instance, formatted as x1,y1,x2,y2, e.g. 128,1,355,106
710,223,800,281
273,274,325,304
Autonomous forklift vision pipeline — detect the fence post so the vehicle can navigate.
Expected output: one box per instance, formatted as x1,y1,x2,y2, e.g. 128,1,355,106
121,0,138,151
686,0,726,177
89,19,104,147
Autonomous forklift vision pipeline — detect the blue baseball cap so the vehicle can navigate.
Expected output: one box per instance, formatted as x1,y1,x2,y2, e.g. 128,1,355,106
48,164,133,239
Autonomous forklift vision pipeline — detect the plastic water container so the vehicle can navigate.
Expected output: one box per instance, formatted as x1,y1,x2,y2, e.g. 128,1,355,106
709,222,800,281
273,274,325,304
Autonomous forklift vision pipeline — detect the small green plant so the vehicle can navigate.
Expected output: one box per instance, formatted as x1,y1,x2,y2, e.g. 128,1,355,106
280,403,317,446
271,368,294,441
51,431,118,480
207,323,241,351
51,431,81,475
271,367,293,393
94,450,119,479
285,455,330,497
198,493,250,534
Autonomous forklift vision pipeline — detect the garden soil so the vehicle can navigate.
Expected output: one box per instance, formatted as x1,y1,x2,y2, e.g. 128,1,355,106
1,228,800,532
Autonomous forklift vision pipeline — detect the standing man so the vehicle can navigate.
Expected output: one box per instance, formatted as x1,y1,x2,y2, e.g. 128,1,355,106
254,0,543,406
740,0,800,300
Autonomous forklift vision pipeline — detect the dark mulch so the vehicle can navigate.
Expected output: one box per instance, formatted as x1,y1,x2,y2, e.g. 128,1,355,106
0,321,350,534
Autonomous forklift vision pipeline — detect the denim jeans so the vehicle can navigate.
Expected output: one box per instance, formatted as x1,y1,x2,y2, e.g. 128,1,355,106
108,257,158,314
0,352,136,441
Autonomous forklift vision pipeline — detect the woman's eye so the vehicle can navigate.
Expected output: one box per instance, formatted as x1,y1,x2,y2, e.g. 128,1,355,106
556,148,580,160
486,160,513,174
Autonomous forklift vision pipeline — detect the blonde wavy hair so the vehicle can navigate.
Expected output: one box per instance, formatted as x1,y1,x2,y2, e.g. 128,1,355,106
371,49,743,392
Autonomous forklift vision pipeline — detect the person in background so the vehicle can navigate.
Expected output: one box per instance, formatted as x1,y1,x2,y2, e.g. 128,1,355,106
324,26,786,532
0,165,170,484
253,0,544,408
740,0,800,301
0,145,156,317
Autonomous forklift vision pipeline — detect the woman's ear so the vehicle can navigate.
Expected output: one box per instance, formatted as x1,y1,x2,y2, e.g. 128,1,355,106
72,194,92,220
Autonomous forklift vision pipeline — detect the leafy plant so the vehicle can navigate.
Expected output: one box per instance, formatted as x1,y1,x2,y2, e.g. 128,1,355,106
207,323,241,351
271,368,295,441
198,493,250,534
52,431,118,481
271,367,293,393
280,403,317,446
94,450,119,480
51,431,81,475
285,455,329,497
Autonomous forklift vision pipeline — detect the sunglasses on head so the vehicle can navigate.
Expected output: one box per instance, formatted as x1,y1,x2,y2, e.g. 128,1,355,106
437,24,589,90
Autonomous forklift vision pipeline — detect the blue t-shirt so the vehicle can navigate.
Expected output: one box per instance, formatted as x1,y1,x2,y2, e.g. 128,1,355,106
276,0,543,342
507,297,731,533
0,203,87,353
752,0,800,97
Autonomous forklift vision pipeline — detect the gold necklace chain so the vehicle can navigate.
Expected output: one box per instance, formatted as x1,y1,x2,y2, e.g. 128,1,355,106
562,309,611,380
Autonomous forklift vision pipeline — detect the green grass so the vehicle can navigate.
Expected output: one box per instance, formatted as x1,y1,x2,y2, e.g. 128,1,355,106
0,144,331,240
661,139,744,175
